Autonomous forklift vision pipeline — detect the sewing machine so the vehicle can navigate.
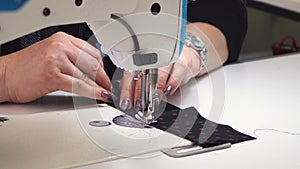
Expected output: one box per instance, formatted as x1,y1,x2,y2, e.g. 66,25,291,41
0,0,187,123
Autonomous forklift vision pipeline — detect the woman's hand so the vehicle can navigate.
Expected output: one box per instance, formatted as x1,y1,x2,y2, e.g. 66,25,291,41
118,44,201,111
0,32,112,103
117,22,229,111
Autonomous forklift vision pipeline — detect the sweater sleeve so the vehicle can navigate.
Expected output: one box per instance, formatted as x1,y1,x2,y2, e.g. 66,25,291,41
187,0,248,64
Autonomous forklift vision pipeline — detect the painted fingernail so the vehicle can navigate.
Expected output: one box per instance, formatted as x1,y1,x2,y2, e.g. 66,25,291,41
135,99,142,111
164,85,172,96
101,91,113,101
120,99,130,111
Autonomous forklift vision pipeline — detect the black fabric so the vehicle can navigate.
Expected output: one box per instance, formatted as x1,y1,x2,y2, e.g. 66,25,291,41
0,23,95,56
150,104,255,148
102,97,255,148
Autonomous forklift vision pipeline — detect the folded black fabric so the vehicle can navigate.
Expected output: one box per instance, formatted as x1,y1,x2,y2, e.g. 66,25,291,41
150,103,255,148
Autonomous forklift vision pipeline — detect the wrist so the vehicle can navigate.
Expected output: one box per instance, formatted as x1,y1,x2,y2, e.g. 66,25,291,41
183,45,201,77
184,32,207,77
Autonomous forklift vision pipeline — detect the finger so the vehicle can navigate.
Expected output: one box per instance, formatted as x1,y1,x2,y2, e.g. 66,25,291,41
66,47,111,91
133,77,142,111
59,58,112,99
157,64,173,92
60,58,98,87
94,66,112,91
57,73,113,102
119,71,136,111
67,34,103,62
165,61,190,96
67,47,100,76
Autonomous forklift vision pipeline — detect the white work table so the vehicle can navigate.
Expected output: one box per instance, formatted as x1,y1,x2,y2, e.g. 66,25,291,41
1,53,300,169
247,0,300,21
251,0,300,14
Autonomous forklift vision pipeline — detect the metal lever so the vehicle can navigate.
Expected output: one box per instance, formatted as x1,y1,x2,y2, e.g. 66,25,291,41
162,143,231,158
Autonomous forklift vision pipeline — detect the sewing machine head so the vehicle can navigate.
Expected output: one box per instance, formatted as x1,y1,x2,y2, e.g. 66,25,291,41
1,0,187,70
0,0,187,123
87,1,187,123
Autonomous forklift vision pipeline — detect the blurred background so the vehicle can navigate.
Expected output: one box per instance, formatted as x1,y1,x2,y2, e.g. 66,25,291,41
239,1,300,62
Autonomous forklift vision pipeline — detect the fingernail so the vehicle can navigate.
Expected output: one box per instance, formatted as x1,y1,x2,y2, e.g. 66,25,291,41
135,99,142,111
101,91,113,101
164,85,172,96
120,99,130,111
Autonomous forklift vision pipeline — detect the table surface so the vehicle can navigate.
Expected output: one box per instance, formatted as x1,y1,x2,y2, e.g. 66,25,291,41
86,53,300,169
1,53,300,169
250,0,300,13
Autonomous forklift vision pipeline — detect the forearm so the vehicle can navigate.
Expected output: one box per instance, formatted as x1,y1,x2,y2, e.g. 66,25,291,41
186,22,229,77
0,55,9,103
187,0,248,64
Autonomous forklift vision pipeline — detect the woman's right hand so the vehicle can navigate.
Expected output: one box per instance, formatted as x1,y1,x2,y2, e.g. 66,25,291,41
0,32,112,103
